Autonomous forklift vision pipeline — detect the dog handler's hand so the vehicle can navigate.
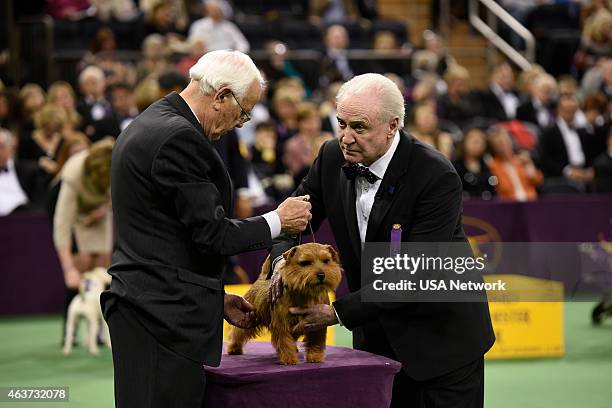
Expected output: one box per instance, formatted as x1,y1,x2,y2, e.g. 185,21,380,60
275,195,312,235
224,293,257,329
268,259,285,305
290,304,338,333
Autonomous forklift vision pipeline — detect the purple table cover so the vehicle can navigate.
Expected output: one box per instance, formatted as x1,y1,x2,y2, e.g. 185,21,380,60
203,342,402,408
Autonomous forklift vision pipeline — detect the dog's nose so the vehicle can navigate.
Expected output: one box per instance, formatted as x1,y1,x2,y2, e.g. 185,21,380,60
317,272,325,282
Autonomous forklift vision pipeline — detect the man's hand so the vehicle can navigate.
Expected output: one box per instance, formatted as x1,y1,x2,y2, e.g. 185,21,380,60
276,195,312,235
268,259,285,305
224,293,257,329
290,304,338,333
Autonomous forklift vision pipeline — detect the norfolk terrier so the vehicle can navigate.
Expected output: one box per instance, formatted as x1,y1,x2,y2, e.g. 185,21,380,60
226,243,343,365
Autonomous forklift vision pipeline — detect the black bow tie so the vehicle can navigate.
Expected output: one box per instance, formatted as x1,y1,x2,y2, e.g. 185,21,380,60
342,162,379,184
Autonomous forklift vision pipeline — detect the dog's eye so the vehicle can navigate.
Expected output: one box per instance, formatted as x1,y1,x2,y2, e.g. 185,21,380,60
299,260,312,267
322,259,330,264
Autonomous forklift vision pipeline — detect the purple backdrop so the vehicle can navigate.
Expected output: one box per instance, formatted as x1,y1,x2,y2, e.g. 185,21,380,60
1,195,611,315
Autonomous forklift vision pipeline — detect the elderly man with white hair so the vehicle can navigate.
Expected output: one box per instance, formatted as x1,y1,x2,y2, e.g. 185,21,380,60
101,50,312,408
268,73,495,407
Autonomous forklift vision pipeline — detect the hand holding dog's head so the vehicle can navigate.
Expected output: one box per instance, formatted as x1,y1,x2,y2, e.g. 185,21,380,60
281,243,342,293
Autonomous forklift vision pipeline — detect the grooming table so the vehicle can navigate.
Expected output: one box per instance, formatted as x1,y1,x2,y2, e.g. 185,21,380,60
203,342,401,408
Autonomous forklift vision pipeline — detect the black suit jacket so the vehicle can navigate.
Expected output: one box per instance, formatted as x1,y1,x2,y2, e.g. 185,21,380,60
270,132,495,380
12,159,49,212
538,123,591,177
101,92,272,365
476,87,516,122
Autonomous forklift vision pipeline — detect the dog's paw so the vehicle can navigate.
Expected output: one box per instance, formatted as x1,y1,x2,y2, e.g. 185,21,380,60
226,344,243,355
306,352,325,363
278,354,299,365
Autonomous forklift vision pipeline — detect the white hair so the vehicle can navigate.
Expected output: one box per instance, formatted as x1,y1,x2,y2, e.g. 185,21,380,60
533,73,557,92
188,50,264,101
78,65,105,85
336,73,405,127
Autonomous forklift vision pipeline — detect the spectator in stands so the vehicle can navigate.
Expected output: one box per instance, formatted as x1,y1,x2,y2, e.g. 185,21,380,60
136,34,170,82
488,126,543,201
53,132,91,178
140,0,189,33
516,73,558,129
373,31,400,54
93,83,139,141
538,93,594,191
157,70,189,96
176,37,207,77
516,64,545,97
90,0,139,22
18,83,46,135
309,0,364,24
453,127,496,200
423,30,455,77
579,57,612,101
46,0,92,20
81,28,137,87
53,139,113,347
260,42,306,95
144,0,184,35
593,127,612,192
76,65,113,138
47,81,82,137
188,0,249,53
320,81,343,137
0,128,49,216
409,103,454,160
477,62,520,122
582,92,609,159
320,24,354,87
408,50,441,88
272,86,300,146
574,8,612,78
283,102,334,186
18,104,67,176
439,64,476,131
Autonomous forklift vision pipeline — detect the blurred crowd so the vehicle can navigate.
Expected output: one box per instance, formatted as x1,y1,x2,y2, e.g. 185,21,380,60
1,0,612,226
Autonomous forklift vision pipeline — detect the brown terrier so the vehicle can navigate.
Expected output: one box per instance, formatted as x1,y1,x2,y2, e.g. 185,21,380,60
226,243,343,365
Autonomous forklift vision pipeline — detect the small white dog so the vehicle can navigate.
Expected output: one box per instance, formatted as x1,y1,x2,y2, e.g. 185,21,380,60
63,267,112,356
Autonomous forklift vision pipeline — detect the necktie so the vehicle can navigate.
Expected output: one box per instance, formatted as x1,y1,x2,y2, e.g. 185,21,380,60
342,162,379,184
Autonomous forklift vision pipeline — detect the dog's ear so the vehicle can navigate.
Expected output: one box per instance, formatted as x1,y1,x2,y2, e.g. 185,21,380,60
283,247,298,262
326,245,340,264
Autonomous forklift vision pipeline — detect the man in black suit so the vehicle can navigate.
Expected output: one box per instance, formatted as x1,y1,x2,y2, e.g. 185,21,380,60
268,74,495,407
0,128,48,215
538,94,594,189
101,50,312,408
92,83,139,142
475,61,520,122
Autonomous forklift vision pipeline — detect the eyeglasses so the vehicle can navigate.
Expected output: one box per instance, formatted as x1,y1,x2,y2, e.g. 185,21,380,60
230,91,251,124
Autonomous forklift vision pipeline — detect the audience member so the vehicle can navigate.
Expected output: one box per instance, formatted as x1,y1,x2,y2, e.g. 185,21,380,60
439,64,476,130
0,128,49,215
18,83,46,135
76,66,113,138
18,104,67,175
488,127,543,201
453,128,496,200
136,34,170,82
93,83,139,141
477,62,520,122
188,0,249,53
320,24,354,87
409,103,454,160
144,0,184,35
516,73,558,129
47,81,82,136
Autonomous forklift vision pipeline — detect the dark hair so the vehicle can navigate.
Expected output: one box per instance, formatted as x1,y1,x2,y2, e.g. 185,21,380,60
158,70,188,92
107,82,134,94
255,120,276,133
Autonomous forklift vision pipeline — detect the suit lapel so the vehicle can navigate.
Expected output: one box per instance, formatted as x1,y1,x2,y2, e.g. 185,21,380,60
339,167,361,258
365,132,413,242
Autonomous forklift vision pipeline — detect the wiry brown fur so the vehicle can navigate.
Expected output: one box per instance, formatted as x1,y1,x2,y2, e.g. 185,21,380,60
226,243,343,365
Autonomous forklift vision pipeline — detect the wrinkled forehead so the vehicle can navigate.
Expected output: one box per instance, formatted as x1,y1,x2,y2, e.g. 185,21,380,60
337,90,381,122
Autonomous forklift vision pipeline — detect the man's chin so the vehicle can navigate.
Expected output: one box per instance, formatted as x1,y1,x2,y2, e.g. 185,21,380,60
342,151,362,163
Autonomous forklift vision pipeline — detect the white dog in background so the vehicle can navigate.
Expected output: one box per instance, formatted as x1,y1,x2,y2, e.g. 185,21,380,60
63,267,112,356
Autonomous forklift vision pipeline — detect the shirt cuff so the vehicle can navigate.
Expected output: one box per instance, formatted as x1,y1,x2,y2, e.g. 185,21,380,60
262,210,281,239
332,304,344,327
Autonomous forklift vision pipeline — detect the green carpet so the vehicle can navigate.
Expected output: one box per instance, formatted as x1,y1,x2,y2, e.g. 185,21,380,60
0,302,610,407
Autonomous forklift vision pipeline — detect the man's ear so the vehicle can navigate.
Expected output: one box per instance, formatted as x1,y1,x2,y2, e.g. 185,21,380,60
388,117,400,136
213,87,233,108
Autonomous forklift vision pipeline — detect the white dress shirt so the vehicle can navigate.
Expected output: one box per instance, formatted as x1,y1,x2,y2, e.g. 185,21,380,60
557,118,585,168
0,158,28,216
355,131,400,245
188,17,250,53
491,84,518,119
